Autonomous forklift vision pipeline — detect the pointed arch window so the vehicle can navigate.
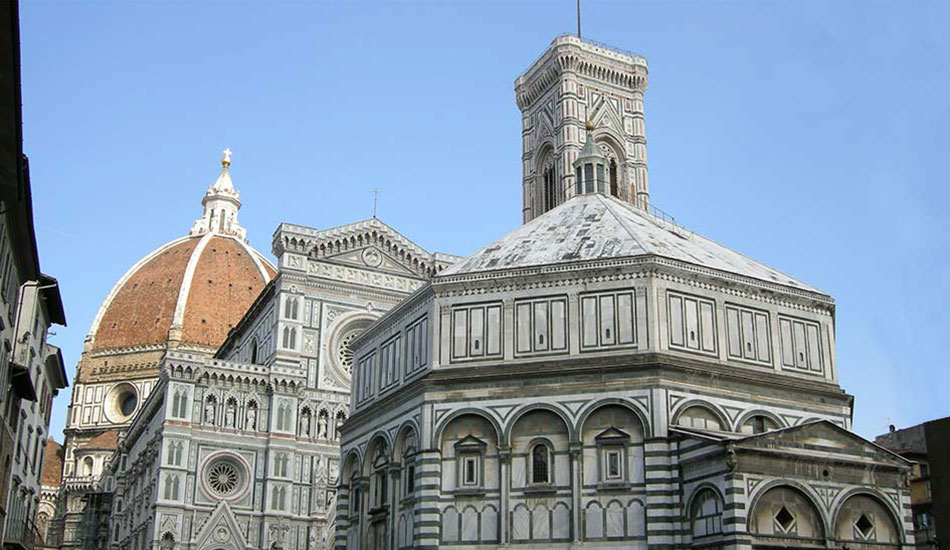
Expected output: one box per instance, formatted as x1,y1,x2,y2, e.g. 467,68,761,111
274,453,290,477
276,403,287,431
271,485,287,511
163,475,180,500
282,326,296,349
609,159,618,197
284,297,299,320
542,164,557,212
171,388,188,419
249,338,259,364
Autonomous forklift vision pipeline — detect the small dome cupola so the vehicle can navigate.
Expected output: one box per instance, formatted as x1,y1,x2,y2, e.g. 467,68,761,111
190,148,247,241
573,121,608,196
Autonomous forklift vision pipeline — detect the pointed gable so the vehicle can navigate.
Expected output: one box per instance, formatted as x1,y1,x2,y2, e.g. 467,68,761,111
192,501,248,550
275,218,458,279
733,420,911,468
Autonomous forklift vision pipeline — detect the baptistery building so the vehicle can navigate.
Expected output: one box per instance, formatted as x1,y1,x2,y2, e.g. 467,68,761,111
337,35,914,550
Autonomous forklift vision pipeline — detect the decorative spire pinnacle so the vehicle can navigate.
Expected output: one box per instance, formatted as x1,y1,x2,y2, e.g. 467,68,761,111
222,148,232,168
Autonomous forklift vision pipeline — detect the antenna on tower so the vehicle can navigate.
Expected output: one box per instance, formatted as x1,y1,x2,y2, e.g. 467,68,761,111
372,188,379,218
576,0,582,39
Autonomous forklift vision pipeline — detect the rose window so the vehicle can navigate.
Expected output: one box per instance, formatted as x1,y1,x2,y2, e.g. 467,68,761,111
204,457,247,498
336,330,359,375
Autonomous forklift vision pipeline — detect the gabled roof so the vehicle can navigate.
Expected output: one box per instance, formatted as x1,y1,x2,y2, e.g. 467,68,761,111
731,420,910,465
274,217,458,278
439,193,824,295
674,420,911,467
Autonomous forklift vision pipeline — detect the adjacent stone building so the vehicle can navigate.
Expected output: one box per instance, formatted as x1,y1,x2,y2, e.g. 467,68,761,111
876,417,950,550
337,35,915,550
0,2,68,549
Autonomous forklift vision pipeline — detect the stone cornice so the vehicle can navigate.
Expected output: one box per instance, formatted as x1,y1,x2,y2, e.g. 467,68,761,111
346,351,851,428
272,218,455,278
433,254,834,314
515,35,648,110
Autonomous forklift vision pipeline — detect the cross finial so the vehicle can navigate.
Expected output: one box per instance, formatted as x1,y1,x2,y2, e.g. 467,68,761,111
372,188,379,218
222,148,232,168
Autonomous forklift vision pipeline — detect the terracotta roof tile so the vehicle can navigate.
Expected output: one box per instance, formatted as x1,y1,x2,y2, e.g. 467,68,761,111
180,236,271,346
91,235,273,353
41,439,63,486
93,238,199,350
79,430,121,450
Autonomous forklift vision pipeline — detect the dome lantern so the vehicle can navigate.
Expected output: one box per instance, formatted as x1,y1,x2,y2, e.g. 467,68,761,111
573,121,608,196
190,148,247,241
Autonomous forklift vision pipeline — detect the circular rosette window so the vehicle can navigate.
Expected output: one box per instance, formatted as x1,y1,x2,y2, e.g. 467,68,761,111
103,383,139,424
328,316,377,383
201,453,250,501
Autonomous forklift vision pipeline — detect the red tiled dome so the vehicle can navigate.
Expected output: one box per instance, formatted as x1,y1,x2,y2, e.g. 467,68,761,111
90,234,275,352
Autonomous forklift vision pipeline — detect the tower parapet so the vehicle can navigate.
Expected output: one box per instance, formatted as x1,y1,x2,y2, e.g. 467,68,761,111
515,34,649,222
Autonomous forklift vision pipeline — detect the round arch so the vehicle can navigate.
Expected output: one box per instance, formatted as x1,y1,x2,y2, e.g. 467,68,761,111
734,409,787,433
575,397,652,439
431,408,503,449
685,482,727,516
746,480,830,538
503,402,575,446
830,488,905,545
392,420,421,462
671,400,731,432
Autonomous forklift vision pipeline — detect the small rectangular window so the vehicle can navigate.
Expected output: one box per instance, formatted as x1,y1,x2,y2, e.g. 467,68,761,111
469,307,484,356
599,295,615,345
462,456,478,486
533,301,549,351
605,449,622,480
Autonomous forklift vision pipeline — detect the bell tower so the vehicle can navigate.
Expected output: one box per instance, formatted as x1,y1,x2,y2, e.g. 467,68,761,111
515,35,649,222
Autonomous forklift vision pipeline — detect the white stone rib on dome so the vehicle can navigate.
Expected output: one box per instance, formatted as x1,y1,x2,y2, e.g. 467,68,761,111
87,233,277,347
439,193,823,294
87,235,194,342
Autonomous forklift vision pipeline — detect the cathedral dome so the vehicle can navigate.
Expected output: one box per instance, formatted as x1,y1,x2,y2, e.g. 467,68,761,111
86,151,275,354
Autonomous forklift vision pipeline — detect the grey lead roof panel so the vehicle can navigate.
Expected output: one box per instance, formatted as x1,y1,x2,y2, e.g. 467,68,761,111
438,193,822,294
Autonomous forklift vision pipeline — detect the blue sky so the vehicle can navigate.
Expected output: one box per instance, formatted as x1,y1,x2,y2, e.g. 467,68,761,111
18,1,948,441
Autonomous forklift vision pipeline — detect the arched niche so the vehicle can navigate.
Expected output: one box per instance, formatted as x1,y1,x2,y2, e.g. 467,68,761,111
509,409,570,488
580,404,645,486
439,413,500,493
689,487,724,540
833,493,901,547
749,485,825,546
674,403,729,432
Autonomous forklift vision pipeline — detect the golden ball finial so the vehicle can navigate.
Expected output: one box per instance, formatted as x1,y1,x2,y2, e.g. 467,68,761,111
585,120,595,132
